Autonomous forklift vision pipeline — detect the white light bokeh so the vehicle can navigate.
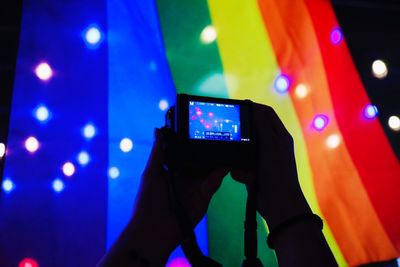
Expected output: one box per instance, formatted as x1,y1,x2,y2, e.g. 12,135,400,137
0,143,5,158
200,25,217,44
83,123,97,139
35,105,50,122
274,74,290,93
108,167,120,179
77,151,90,166
388,116,400,131
52,178,65,193
372,59,388,79
85,26,102,45
295,84,309,99
159,99,169,111
62,162,76,177
35,62,53,81
326,134,341,149
120,138,133,153
2,178,15,193
25,137,40,153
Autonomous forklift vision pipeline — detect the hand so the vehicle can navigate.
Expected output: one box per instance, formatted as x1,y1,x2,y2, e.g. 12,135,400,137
232,103,337,267
97,128,228,266
232,103,312,229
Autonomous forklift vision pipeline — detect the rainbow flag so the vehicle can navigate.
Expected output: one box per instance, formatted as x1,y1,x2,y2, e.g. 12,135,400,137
155,0,400,266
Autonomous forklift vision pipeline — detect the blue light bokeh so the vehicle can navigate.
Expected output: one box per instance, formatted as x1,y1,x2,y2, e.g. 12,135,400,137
2,178,15,193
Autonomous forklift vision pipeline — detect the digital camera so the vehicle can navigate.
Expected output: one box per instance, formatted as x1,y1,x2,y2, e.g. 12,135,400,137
164,94,254,169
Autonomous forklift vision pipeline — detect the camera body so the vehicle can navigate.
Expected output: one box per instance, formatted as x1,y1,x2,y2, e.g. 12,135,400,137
165,94,254,169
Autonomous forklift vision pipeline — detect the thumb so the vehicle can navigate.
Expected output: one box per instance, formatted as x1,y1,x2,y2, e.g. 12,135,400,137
200,168,229,202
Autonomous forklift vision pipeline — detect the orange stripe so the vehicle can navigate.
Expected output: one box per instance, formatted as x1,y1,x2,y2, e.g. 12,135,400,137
305,0,400,252
257,0,397,265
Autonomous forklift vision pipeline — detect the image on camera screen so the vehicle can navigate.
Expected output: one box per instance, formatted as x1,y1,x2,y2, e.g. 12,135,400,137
189,101,242,141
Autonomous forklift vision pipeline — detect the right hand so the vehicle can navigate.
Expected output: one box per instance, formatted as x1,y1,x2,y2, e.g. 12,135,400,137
231,103,312,229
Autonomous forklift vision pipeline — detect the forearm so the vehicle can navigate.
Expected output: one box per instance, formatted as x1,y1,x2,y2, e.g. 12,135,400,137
273,220,338,267
96,219,179,267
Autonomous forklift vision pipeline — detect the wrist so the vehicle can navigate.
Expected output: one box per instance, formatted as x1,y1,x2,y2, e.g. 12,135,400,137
126,216,181,265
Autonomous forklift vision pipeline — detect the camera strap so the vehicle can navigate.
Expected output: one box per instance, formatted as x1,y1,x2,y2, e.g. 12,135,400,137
166,167,222,267
242,185,264,267
167,168,264,267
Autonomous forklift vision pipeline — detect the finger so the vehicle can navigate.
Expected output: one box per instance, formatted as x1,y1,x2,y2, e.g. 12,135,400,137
230,169,254,185
200,168,229,202
143,128,166,177
253,103,290,136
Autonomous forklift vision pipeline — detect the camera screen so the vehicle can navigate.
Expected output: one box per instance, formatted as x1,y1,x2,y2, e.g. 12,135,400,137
188,100,243,142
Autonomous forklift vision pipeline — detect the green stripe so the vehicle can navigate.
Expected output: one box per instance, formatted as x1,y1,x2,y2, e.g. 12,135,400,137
156,1,257,265
156,0,228,97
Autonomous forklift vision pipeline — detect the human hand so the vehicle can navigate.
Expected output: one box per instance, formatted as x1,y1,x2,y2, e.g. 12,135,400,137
231,103,337,266
231,103,312,229
97,128,228,266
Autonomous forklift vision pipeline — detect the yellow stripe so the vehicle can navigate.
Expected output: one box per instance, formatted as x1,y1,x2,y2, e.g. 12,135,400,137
207,0,347,265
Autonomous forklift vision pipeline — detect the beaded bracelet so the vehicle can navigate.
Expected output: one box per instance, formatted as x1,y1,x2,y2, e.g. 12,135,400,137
267,213,323,249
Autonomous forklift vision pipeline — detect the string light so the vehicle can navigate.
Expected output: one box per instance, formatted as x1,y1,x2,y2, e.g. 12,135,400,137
120,138,133,153
82,123,97,139
372,59,388,79
2,178,15,193
330,27,343,45
25,136,40,153
159,99,169,111
274,74,291,93
295,83,309,99
326,134,341,149
108,167,120,179
200,25,217,44
35,62,53,81
18,258,39,267
77,151,90,166
62,162,75,177
0,142,5,158
52,178,65,193
312,115,329,131
83,24,103,48
363,104,378,119
388,116,400,131
34,105,50,123
167,257,191,267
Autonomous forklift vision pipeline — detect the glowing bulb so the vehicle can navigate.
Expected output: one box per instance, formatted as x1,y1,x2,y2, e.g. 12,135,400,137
166,257,191,267
35,62,53,81
83,123,96,139
159,99,169,111
120,138,133,152
52,178,65,193
34,105,50,122
18,258,39,267
372,59,388,79
295,84,309,99
2,178,15,193
326,134,341,149
330,27,343,45
108,167,120,179
85,27,101,44
200,25,217,44
25,136,40,153
62,162,75,177
388,116,400,131
0,142,5,158
77,151,90,166
312,115,329,131
274,74,290,93
363,104,378,119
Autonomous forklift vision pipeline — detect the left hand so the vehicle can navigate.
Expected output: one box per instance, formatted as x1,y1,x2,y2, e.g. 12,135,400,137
97,128,228,266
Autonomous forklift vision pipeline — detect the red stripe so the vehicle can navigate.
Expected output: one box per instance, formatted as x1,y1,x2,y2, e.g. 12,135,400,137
305,0,400,251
